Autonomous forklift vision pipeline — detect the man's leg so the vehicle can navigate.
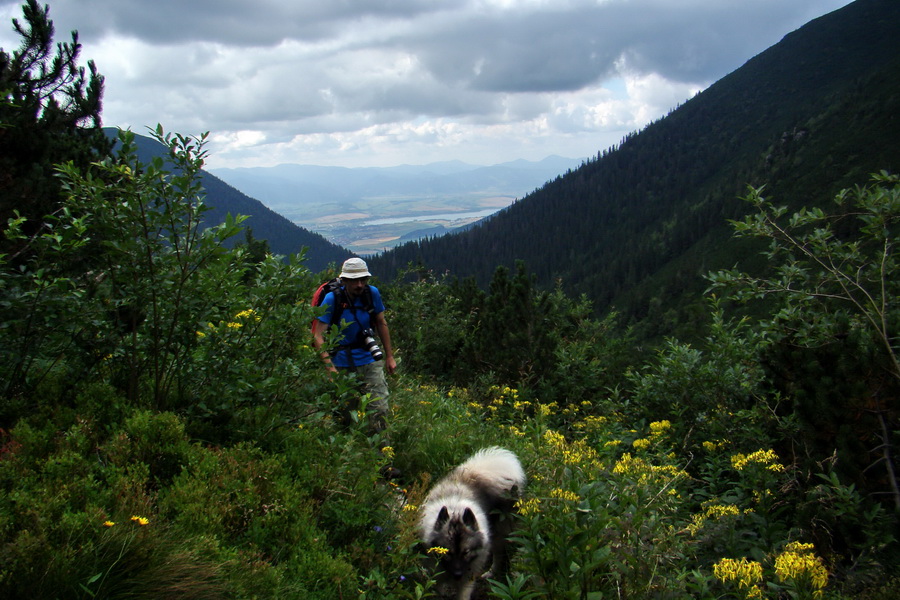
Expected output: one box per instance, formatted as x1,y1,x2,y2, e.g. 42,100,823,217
358,361,389,434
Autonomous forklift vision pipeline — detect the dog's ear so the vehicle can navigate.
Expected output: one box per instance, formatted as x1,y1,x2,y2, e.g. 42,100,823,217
434,506,450,530
462,507,480,530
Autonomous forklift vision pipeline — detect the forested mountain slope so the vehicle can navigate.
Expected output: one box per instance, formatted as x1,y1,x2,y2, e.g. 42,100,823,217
370,0,900,339
105,129,349,272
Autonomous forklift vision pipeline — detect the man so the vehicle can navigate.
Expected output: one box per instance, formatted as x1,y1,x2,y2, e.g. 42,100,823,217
312,257,397,433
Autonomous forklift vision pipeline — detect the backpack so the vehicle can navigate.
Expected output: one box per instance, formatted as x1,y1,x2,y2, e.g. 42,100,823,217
311,278,375,334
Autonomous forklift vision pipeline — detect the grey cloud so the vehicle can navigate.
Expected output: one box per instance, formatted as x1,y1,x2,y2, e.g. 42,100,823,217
3,0,848,94
404,0,845,94
23,0,465,46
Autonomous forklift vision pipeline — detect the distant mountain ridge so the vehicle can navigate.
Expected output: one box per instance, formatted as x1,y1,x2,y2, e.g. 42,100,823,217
210,155,584,254
209,155,583,212
103,129,349,272
369,0,900,341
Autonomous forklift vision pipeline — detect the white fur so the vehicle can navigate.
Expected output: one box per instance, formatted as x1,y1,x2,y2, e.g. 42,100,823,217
419,447,526,600
455,446,526,496
419,446,526,542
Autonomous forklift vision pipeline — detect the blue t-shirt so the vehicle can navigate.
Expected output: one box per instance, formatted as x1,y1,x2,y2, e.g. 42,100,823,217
317,285,386,367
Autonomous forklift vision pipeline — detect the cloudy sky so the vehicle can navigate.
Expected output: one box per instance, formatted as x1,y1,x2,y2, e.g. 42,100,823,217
1,0,851,169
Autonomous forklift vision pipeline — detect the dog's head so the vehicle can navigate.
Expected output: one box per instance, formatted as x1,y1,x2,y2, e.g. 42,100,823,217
426,505,490,580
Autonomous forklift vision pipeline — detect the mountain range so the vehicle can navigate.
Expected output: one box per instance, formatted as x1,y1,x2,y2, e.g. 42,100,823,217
369,0,900,341
209,156,584,254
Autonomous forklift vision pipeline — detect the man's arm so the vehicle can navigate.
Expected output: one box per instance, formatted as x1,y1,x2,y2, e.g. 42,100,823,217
372,311,397,374
312,319,338,373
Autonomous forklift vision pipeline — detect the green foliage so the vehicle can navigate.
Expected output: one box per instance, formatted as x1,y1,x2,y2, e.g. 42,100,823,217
382,267,470,383
708,172,900,514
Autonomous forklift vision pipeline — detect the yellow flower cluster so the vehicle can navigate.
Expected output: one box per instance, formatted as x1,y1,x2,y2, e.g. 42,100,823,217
549,488,580,513
489,385,520,401
130,515,150,526
402,503,418,512
649,420,671,436
381,446,395,460
612,453,686,485
234,309,260,321
713,557,764,598
632,438,651,451
731,449,785,472
508,425,526,437
774,542,828,594
549,488,581,502
574,415,608,432
427,546,449,556
537,403,556,417
543,429,600,466
515,497,542,516
703,439,729,452
687,503,743,535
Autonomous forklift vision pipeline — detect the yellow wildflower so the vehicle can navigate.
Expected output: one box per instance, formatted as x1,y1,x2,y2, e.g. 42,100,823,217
632,438,651,451
102,520,116,527
713,557,764,598
130,515,150,526
515,497,542,516
550,488,580,502
649,420,671,436
574,415,608,431
428,546,449,556
774,542,828,594
687,503,742,535
731,449,784,472
508,425,526,437
402,504,418,512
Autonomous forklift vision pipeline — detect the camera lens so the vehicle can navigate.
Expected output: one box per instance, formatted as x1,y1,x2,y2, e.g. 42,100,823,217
361,329,384,361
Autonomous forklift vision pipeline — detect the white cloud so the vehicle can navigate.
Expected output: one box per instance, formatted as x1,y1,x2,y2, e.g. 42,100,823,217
0,0,852,168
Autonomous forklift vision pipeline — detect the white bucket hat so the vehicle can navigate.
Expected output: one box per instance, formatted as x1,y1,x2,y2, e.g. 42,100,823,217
339,257,372,279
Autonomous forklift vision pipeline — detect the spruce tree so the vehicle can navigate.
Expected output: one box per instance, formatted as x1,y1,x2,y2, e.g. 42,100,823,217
0,0,112,253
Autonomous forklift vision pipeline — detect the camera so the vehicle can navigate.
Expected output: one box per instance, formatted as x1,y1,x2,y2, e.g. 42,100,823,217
359,328,384,361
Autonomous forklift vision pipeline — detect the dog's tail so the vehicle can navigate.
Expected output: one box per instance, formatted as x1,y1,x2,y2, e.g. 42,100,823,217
454,446,525,498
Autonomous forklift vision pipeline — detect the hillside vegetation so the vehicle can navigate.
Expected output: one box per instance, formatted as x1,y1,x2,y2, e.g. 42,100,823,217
2,128,899,599
370,0,900,343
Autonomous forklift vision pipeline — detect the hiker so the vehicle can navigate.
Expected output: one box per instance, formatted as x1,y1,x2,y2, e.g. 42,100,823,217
312,257,397,433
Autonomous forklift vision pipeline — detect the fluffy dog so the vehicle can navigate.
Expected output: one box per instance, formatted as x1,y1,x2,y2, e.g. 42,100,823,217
419,447,526,600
